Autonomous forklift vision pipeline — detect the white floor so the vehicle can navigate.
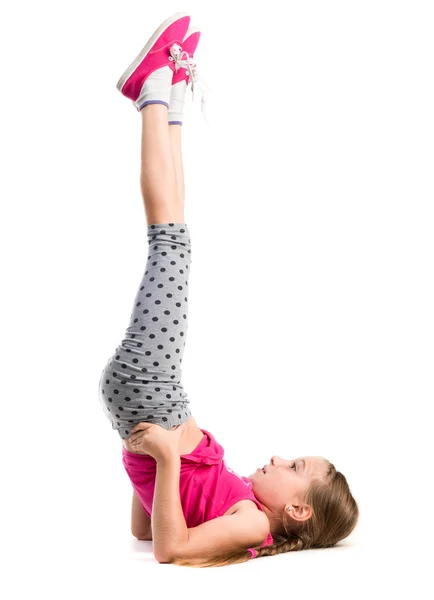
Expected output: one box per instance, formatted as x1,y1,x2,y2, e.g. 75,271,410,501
8,519,427,600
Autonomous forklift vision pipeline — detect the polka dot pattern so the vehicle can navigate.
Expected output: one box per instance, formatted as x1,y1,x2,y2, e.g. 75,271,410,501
98,223,193,440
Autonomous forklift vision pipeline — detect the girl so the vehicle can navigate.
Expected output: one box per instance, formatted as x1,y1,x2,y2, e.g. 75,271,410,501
98,12,359,568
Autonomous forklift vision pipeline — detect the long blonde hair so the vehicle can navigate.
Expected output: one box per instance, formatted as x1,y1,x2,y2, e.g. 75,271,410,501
170,460,359,568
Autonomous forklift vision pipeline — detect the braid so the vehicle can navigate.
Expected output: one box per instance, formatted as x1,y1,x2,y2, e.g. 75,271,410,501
248,536,305,559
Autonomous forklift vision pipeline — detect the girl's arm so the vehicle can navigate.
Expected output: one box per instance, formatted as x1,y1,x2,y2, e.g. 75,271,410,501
152,453,189,562
151,453,269,563
131,490,152,540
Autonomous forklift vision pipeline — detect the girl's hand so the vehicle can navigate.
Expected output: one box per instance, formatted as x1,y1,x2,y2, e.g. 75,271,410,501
127,422,187,461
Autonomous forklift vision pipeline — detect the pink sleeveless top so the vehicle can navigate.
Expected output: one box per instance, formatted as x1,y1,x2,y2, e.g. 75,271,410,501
122,427,273,548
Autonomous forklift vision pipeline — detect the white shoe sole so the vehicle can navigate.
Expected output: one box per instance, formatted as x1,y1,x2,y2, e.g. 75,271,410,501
184,26,201,40
116,11,190,93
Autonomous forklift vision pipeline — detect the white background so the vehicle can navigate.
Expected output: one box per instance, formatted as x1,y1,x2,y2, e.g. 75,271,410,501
1,1,433,598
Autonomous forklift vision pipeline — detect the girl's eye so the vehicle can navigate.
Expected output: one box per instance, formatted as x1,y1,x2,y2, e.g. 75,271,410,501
290,463,296,470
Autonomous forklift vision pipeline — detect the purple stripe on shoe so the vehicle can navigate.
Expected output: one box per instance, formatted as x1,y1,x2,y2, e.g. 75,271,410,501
168,121,183,126
138,99,169,111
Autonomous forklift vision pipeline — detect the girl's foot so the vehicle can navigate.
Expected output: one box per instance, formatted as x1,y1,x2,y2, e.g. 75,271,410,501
169,26,201,125
116,12,191,112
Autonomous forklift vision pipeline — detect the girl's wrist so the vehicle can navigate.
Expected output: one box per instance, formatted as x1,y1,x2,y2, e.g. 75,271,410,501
156,451,180,464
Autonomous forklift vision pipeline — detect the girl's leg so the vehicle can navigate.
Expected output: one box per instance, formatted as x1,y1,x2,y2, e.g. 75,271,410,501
98,104,193,440
140,104,183,223
168,123,185,212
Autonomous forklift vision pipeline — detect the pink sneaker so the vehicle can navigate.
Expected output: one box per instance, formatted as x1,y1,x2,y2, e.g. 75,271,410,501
172,26,201,86
169,26,210,122
116,12,191,108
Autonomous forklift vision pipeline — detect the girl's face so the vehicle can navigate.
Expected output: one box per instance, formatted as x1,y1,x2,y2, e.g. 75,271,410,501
247,455,329,511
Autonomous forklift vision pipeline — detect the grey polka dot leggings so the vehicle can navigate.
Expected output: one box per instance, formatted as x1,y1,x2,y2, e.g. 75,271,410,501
98,222,193,440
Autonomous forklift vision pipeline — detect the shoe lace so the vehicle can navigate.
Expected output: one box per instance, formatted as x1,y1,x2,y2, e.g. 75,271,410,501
169,44,211,124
